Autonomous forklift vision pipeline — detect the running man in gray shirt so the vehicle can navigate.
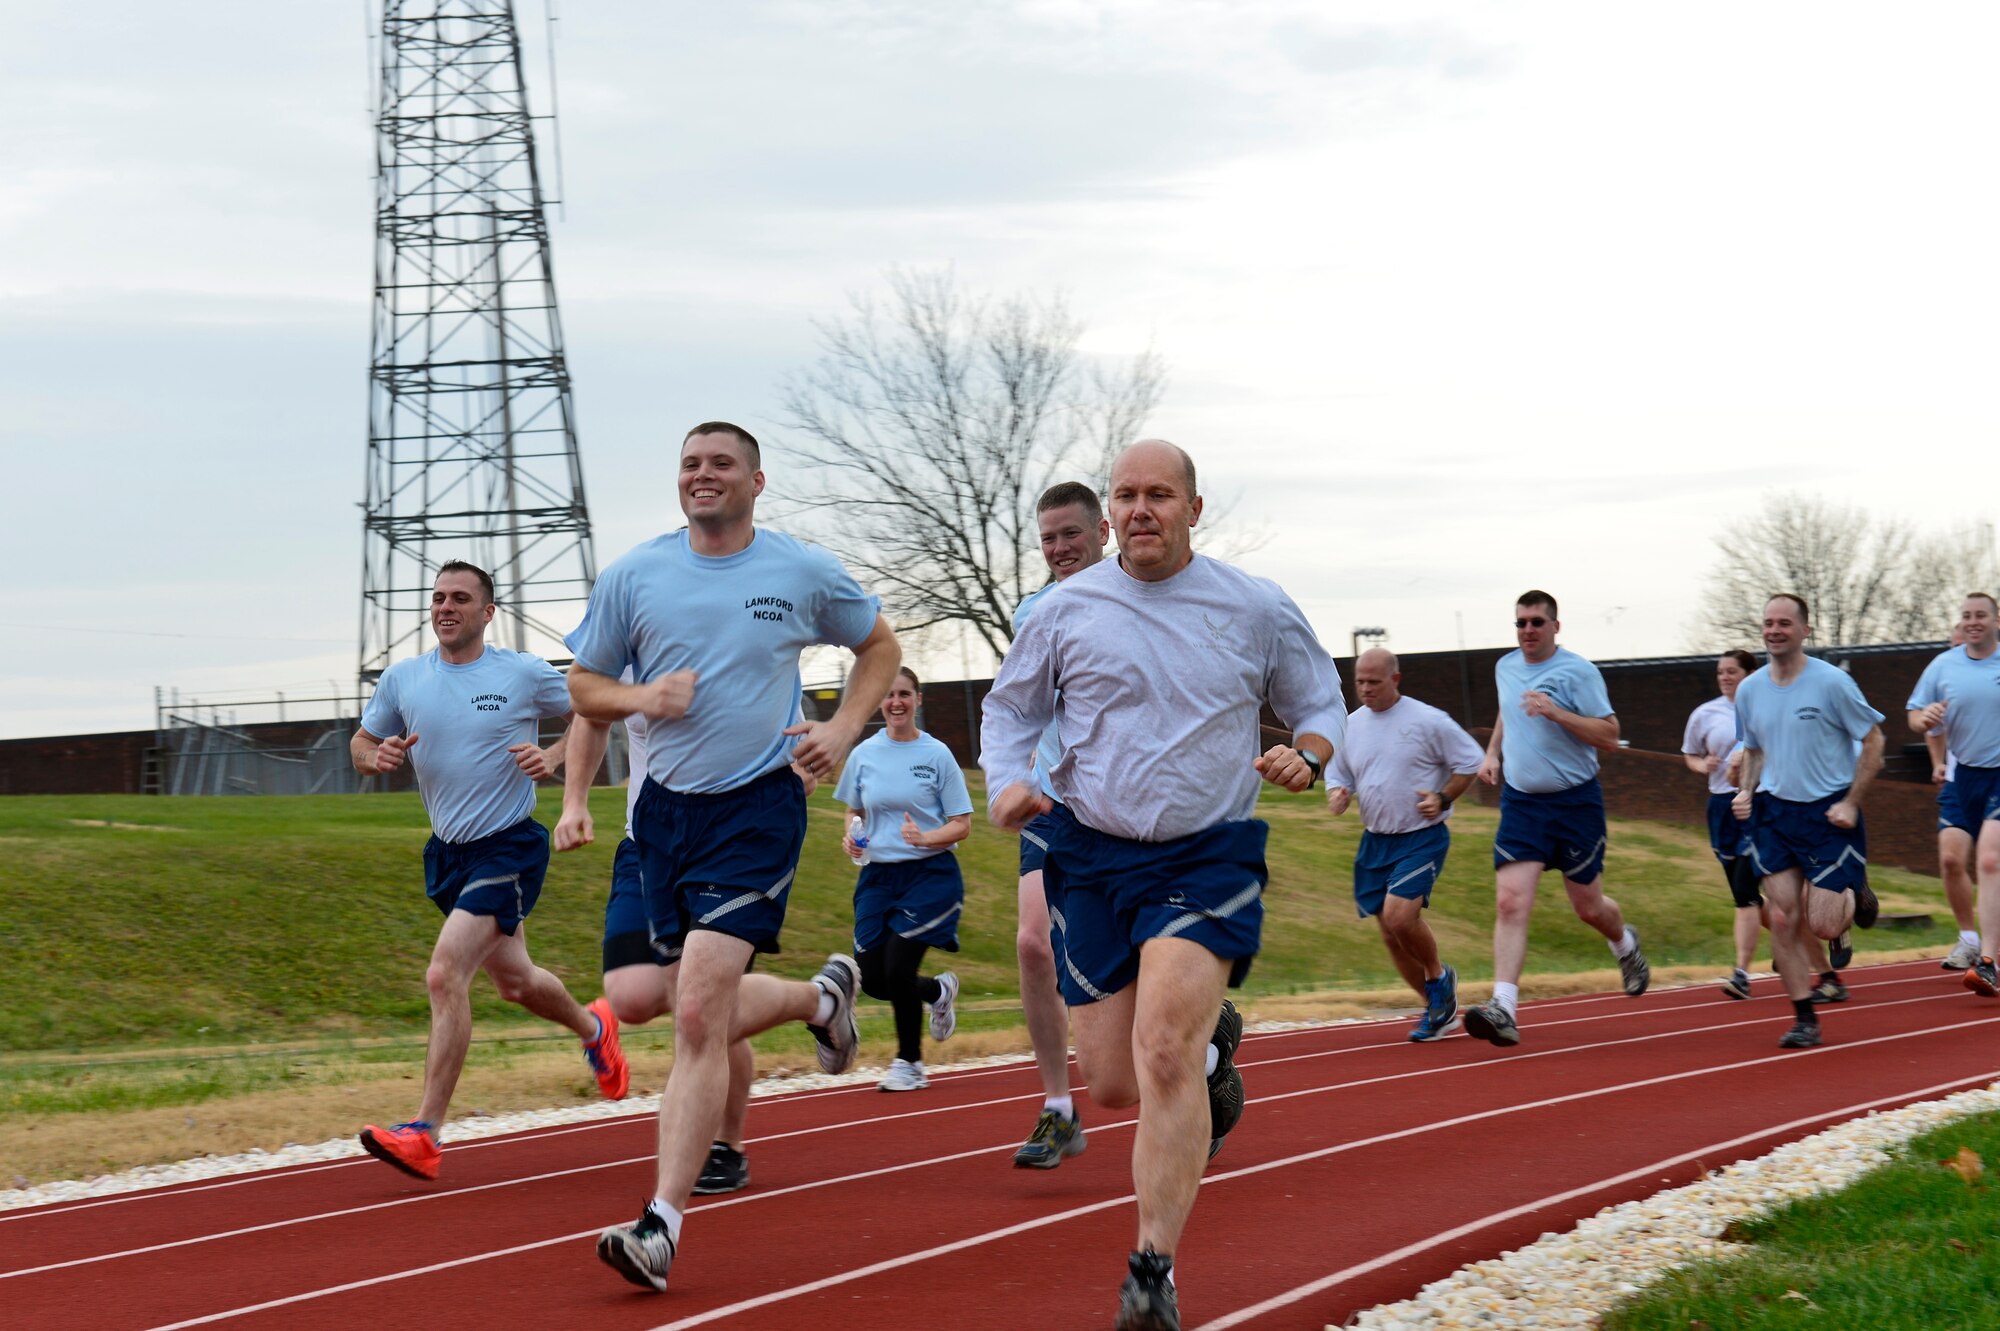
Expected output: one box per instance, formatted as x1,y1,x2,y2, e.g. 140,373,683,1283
982,440,1345,1331
1325,648,1483,1043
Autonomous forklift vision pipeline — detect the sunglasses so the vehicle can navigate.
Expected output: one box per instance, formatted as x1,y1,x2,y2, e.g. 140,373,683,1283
1514,617,1548,629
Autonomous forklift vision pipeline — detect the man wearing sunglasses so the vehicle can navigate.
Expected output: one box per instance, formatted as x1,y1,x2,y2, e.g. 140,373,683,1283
1463,590,1649,1046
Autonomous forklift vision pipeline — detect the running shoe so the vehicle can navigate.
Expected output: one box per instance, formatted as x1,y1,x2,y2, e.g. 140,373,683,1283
1719,968,1752,1001
929,971,959,1041
1853,879,1879,929
692,1141,750,1196
1942,938,1981,970
1410,968,1461,1041
1965,957,2000,998
1778,1020,1822,1049
1618,928,1650,997
597,1207,677,1292
1829,929,1854,970
1115,1248,1180,1331
1013,1106,1086,1169
582,997,630,1100
1463,1001,1520,1047
807,953,861,1074
358,1120,440,1180
1809,975,1849,1004
878,1057,929,1092
1206,999,1245,1158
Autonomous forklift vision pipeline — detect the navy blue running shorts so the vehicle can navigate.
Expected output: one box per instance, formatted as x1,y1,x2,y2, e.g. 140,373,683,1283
1042,803,1267,1005
1352,824,1449,918
1706,792,1763,908
1938,764,2000,837
1493,778,1608,884
1018,807,1061,876
423,817,549,936
853,853,965,953
631,766,807,961
1748,788,1868,892
601,837,659,971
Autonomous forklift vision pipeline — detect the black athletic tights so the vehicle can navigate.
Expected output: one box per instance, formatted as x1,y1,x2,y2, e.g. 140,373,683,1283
857,934,943,1063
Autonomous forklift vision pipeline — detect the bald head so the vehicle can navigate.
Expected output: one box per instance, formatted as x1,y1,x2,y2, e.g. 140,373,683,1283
1107,438,1203,582
1353,646,1402,711
1113,438,1197,498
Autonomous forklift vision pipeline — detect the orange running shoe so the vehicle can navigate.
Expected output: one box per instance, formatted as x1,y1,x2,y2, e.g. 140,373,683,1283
584,997,630,1099
358,1121,441,1180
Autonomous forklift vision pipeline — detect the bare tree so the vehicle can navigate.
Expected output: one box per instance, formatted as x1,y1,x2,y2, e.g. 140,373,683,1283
772,268,1165,657
1691,492,1999,648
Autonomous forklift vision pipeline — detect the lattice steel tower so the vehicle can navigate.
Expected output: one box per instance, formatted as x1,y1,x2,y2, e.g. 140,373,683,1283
360,0,595,684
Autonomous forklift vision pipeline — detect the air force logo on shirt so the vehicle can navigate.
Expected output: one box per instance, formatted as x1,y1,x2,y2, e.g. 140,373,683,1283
744,595,795,623
1794,706,1824,722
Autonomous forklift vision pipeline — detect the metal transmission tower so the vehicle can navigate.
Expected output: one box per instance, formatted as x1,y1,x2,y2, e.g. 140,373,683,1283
360,0,595,684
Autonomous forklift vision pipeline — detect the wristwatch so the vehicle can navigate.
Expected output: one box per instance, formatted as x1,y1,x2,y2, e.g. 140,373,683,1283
1298,747,1323,786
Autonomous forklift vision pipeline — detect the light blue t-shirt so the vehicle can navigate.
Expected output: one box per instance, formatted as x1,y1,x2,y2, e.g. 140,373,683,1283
565,528,880,795
1734,656,1885,801
1494,647,1615,795
360,647,571,844
1010,583,1064,800
833,730,974,864
1907,645,2000,768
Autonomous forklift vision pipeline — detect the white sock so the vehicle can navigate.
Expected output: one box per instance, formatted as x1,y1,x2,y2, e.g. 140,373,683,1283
1493,982,1519,1017
811,984,836,1026
645,1198,684,1241
1044,1095,1074,1118
1963,930,1982,948
1610,927,1636,959
1203,1043,1219,1078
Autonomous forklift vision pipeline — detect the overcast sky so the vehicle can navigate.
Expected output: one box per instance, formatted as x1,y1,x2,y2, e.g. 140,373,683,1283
3,1,1995,739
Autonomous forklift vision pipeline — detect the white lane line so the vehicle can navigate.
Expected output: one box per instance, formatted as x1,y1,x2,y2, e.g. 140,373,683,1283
124,1013,2000,1329
1190,1068,2000,1330
16,987,1971,1276
638,1018,2000,1331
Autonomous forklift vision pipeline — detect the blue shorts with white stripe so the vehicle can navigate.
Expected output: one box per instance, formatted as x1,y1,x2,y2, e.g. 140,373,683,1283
1353,823,1450,918
423,816,549,936
1041,802,1267,1005
854,852,965,953
1748,787,1868,892
631,766,807,959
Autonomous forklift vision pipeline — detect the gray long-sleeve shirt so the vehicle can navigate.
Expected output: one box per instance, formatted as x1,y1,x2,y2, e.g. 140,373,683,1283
980,554,1347,842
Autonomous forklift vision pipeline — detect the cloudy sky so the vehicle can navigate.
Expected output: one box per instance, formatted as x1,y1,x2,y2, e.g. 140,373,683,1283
3,1,1995,738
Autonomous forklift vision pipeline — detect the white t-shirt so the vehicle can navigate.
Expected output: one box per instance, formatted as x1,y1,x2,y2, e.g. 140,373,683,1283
1327,696,1484,834
1681,696,1739,796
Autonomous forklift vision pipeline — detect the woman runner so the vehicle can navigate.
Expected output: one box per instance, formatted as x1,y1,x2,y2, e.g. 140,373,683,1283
835,667,972,1090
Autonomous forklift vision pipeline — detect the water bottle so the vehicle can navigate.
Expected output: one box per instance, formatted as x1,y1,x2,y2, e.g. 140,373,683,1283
848,815,870,867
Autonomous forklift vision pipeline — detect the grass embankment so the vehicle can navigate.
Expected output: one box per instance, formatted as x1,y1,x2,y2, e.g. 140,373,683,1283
0,781,1961,1183
1604,1112,2000,1330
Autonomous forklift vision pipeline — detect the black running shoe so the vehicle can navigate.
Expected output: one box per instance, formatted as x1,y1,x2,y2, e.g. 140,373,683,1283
1778,1020,1822,1049
1115,1248,1180,1331
597,1206,677,1291
1853,879,1879,929
1206,999,1245,1159
1463,1001,1521,1047
1809,975,1848,1004
1617,928,1650,997
692,1140,749,1195
1966,957,2000,998
1013,1107,1086,1169
1718,969,1751,1001
1829,929,1853,970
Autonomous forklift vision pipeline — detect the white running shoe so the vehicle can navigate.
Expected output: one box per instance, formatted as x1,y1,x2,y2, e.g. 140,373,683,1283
930,971,959,1041
1943,937,1980,970
878,1057,929,1092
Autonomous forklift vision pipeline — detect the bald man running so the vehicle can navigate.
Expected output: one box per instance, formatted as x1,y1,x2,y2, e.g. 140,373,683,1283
1325,648,1484,1042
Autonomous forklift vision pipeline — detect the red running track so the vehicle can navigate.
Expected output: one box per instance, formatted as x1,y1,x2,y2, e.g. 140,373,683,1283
5,957,1997,1331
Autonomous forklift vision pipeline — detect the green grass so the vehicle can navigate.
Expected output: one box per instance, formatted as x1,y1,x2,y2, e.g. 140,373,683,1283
0,780,1959,1057
1603,1111,2000,1330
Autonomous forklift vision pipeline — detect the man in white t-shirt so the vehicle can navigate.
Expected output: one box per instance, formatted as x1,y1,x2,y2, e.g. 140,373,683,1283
1325,649,1483,1042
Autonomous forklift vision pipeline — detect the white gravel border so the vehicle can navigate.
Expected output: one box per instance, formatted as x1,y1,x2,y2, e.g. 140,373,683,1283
1342,1079,2000,1330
